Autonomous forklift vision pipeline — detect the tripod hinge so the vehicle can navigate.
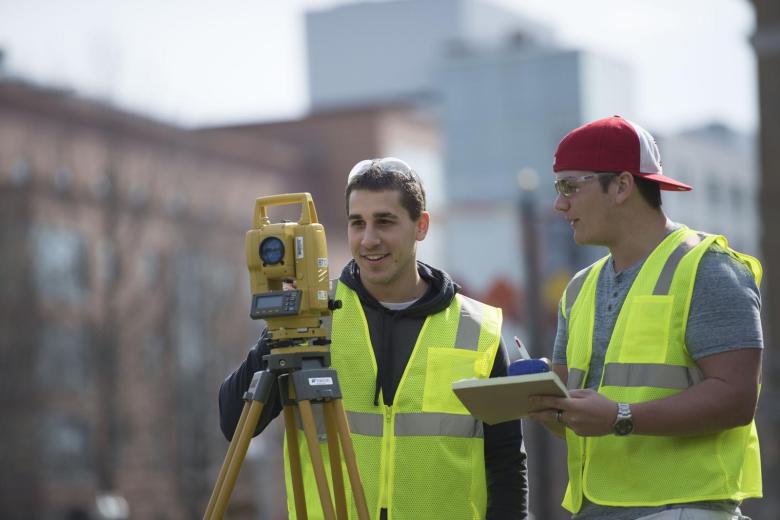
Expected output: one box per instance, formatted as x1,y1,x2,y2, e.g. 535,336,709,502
244,370,276,402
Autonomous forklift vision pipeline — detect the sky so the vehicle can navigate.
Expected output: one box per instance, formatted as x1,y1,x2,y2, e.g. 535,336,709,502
0,0,757,135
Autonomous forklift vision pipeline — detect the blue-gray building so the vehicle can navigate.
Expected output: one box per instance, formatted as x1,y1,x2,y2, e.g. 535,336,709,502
306,0,554,110
306,0,635,314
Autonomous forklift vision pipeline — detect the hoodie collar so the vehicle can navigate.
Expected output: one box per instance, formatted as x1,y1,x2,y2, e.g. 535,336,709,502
339,260,459,317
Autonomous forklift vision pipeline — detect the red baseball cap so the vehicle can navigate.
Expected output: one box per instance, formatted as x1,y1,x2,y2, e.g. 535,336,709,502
553,115,692,191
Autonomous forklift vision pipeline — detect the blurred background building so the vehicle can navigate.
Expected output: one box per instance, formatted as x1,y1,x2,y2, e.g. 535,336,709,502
0,0,776,518
658,124,761,256
0,79,296,518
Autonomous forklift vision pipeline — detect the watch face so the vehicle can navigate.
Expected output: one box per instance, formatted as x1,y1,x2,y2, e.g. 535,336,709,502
614,418,634,436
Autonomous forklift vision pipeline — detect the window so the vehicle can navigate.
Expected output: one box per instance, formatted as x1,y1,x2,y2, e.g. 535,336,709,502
174,252,205,375
10,158,31,185
204,257,236,302
92,172,114,200
128,184,149,209
52,166,73,192
37,324,88,392
96,240,117,284
45,415,90,475
31,225,89,302
140,251,160,289
142,332,164,379
165,192,186,216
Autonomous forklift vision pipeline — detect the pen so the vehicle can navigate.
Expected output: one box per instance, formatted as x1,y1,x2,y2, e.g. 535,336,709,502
513,336,531,360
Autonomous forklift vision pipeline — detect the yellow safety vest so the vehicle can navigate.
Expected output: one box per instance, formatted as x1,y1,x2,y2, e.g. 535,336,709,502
560,226,763,512
284,282,502,519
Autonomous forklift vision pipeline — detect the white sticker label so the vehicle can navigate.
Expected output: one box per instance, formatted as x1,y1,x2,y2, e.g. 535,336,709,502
309,377,333,386
295,236,304,259
317,257,328,268
318,290,328,300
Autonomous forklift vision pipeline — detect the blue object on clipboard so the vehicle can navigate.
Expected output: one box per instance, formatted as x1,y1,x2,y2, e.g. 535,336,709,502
509,336,550,375
508,359,550,376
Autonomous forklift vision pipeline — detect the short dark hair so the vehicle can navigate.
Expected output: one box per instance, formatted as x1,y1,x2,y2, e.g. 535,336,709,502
597,172,662,208
345,158,426,220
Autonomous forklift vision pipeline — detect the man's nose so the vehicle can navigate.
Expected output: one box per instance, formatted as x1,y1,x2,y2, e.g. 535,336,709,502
554,193,569,212
361,226,380,247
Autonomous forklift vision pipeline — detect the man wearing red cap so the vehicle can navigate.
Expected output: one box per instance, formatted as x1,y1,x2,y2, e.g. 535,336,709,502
528,116,764,519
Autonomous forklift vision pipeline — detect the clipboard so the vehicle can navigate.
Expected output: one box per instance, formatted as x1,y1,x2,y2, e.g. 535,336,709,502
452,371,569,425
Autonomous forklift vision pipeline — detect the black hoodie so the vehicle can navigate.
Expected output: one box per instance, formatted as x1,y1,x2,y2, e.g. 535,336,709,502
219,261,528,519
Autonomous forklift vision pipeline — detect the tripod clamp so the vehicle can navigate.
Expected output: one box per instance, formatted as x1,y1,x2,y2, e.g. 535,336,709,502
262,345,343,405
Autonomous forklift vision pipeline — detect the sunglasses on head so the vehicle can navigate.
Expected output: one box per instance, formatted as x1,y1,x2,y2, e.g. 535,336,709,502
348,157,415,181
553,172,617,197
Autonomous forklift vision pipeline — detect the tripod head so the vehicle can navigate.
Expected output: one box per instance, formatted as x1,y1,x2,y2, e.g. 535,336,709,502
245,193,341,348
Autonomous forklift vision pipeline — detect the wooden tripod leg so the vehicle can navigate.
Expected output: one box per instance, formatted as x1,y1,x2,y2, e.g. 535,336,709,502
210,400,264,519
204,401,251,519
332,399,370,520
298,399,337,520
283,405,308,520
323,402,348,519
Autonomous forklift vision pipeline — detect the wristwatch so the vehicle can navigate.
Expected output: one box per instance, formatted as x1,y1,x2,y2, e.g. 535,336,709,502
613,402,634,436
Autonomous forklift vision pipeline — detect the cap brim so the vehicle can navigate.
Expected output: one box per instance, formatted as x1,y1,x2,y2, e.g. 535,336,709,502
634,173,693,192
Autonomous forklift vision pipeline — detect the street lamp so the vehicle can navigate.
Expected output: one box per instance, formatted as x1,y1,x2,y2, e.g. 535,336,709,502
516,167,543,358
517,166,558,520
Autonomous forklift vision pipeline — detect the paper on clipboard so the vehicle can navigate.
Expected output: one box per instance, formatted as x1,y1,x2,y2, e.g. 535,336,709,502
452,371,569,425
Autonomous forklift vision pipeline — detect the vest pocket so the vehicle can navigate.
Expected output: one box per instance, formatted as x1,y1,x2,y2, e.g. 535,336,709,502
422,348,487,414
619,295,673,364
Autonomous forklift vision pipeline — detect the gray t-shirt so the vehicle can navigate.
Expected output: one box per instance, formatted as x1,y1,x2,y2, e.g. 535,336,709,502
552,239,763,520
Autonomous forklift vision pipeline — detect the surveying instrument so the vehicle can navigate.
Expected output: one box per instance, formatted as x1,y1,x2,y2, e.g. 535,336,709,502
204,193,369,520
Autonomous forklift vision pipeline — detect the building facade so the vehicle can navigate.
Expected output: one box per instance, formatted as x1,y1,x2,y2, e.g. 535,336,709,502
0,79,298,519
659,123,761,256
305,0,554,110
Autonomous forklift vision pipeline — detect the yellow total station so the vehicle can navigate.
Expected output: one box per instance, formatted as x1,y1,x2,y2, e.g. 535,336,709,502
245,193,337,345
205,193,368,520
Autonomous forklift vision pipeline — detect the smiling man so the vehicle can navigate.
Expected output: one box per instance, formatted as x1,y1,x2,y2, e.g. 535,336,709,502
528,116,764,519
219,157,528,519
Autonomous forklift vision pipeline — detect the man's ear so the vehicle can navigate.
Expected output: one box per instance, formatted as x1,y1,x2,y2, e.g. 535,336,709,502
614,171,634,204
416,211,430,241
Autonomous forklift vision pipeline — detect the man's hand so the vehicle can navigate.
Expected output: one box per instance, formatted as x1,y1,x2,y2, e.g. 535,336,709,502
528,408,566,438
528,390,618,437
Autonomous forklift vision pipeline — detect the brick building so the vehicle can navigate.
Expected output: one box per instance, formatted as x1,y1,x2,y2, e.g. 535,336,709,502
0,78,300,519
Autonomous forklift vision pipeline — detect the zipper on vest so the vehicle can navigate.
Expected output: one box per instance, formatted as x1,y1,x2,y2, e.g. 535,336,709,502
377,406,394,511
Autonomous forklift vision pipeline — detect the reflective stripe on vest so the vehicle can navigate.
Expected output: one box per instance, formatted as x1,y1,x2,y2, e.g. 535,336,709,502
564,265,593,319
561,227,763,512
601,362,703,388
314,411,485,439
566,368,586,390
455,296,483,351
569,362,704,392
653,232,706,295
395,412,483,438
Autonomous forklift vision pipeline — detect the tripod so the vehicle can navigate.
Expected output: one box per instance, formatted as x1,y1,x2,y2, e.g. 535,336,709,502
204,344,370,520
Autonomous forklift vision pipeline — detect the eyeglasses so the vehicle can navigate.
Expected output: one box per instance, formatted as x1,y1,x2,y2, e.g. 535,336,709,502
348,157,415,181
554,172,617,198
